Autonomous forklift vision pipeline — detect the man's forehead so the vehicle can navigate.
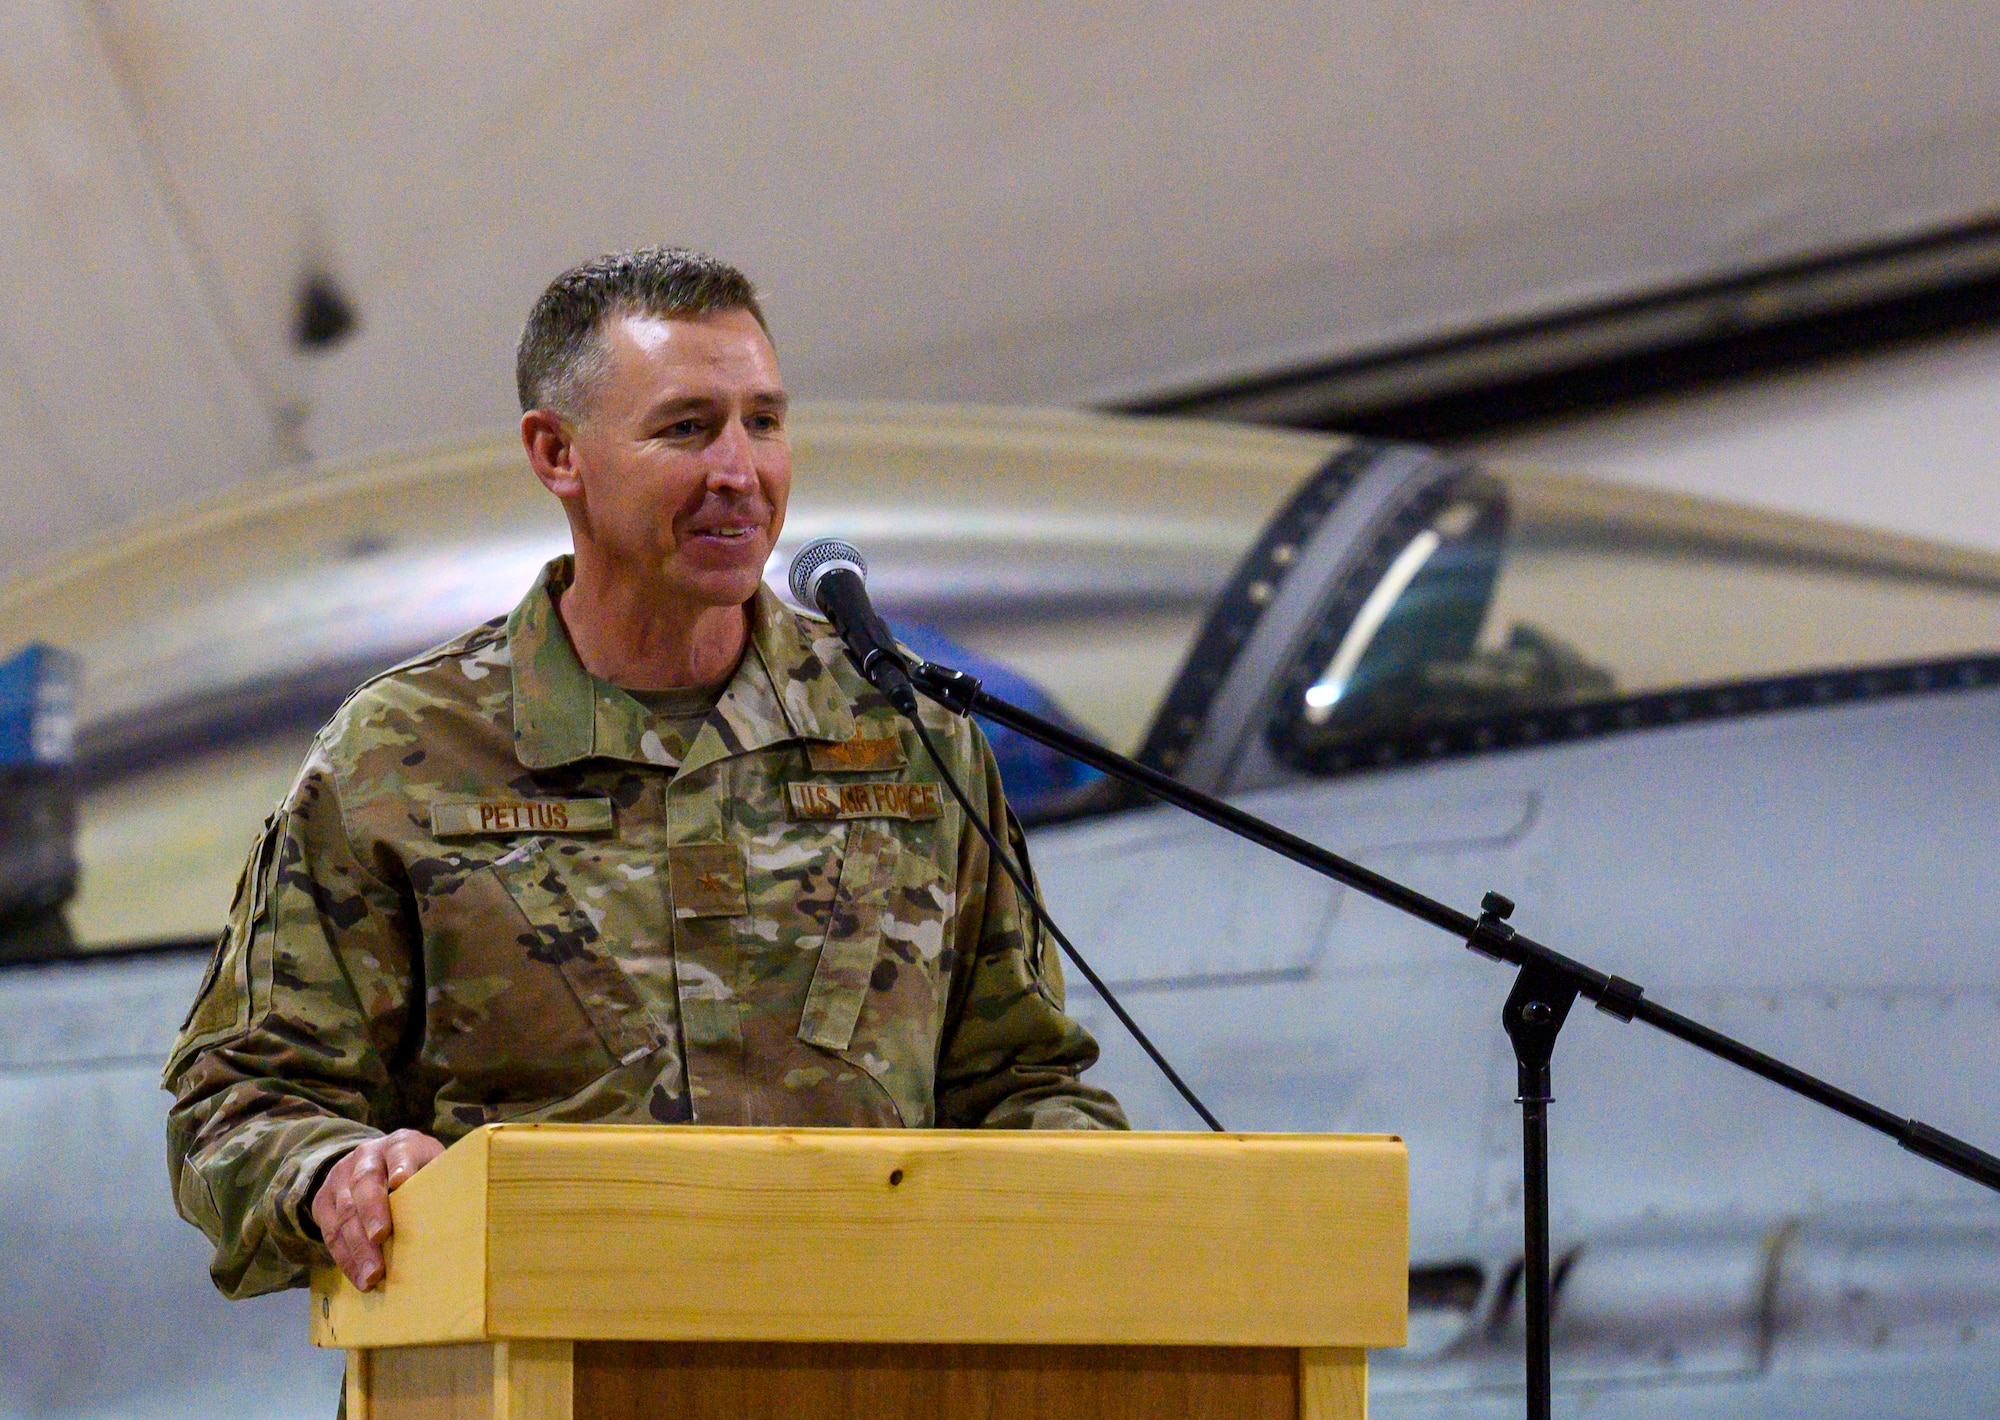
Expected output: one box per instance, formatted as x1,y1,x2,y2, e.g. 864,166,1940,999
598,308,784,409
609,307,772,362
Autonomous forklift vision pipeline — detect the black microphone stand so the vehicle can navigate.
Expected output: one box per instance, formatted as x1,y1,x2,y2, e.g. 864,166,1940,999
908,659,2000,1420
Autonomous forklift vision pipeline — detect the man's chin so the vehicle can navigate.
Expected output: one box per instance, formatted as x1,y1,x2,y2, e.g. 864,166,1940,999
659,563,768,610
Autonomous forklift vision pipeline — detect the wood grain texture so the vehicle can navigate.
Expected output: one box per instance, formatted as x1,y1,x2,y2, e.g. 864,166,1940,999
1299,1347,1367,1420
495,1340,574,1420
344,1350,371,1420
573,1341,1297,1420
368,1343,494,1420
312,1125,1407,1351
313,1127,491,1348
484,1125,1406,1346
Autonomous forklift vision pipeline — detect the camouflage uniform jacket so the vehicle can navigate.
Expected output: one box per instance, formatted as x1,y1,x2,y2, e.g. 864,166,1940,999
164,557,1125,1299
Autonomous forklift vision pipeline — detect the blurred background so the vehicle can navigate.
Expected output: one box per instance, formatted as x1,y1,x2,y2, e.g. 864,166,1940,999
6,5,2000,1418
5,0,1998,569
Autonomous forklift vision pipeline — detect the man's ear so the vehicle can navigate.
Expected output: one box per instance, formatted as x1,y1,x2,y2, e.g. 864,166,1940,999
522,409,583,498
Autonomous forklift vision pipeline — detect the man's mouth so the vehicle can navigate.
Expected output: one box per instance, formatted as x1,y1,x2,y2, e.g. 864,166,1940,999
682,499,771,553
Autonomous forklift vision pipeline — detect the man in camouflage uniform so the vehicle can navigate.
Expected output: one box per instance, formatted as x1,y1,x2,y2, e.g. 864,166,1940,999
164,248,1125,1302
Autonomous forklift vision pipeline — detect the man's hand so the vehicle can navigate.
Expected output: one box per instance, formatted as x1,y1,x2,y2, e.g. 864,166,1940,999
310,1130,445,1291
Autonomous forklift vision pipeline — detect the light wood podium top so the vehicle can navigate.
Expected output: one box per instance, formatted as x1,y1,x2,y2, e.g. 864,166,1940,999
310,1125,1406,1353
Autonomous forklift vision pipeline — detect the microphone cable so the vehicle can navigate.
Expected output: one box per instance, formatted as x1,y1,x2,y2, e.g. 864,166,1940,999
902,711,1226,1133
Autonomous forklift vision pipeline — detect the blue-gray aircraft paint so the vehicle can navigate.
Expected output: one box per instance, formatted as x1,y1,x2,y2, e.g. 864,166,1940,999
1043,685,2000,1416
0,952,345,1417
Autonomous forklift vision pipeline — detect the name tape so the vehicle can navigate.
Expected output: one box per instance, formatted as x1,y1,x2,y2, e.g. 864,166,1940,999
430,798,615,837
786,780,942,822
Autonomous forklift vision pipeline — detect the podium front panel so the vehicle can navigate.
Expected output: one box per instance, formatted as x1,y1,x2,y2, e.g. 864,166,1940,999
315,1125,1406,1351
345,1341,1370,1420
318,1125,1403,1419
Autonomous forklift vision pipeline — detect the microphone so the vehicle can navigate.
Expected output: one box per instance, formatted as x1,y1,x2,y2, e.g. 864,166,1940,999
786,537,919,715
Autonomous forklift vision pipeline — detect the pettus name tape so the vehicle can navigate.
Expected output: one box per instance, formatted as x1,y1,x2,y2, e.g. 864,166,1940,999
786,780,942,822
430,798,615,837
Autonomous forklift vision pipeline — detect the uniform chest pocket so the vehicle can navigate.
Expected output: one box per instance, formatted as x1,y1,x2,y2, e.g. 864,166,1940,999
797,821,953,1058
420,838,666,1102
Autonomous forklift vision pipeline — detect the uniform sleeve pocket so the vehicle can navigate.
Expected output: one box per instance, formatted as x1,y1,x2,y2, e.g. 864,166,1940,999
172,812,283,1052
798,823,892,1052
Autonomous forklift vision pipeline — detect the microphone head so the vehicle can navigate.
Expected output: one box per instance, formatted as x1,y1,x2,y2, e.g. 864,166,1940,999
787,536,867,607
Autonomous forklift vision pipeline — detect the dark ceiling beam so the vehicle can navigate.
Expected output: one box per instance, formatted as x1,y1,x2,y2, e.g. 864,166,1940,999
1111,214,2000,441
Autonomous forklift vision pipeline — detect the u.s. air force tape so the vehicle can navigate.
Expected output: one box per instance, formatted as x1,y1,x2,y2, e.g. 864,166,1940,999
429,798,615,837
785,780,942,822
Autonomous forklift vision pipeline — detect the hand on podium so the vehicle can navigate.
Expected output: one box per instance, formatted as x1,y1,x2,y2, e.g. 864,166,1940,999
310,1129,444,1291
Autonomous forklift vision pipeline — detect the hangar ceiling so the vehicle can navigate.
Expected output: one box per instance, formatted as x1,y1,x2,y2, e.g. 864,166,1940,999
5,0,2000,573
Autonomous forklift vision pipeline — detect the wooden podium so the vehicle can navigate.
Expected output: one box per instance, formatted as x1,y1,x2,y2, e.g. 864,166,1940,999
312,1124,1406,1419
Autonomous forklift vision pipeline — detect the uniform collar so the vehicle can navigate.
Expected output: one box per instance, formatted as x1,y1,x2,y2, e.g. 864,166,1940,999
507,556,854,772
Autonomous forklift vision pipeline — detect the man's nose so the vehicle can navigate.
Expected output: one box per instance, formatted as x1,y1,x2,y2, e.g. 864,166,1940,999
704,418,760,489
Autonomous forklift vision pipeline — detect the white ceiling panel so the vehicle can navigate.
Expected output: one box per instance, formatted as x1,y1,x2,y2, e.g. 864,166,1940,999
5,1,2000,571
0,0,281,562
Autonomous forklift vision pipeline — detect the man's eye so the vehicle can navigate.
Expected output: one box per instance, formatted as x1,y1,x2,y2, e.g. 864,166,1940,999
659,419,702,438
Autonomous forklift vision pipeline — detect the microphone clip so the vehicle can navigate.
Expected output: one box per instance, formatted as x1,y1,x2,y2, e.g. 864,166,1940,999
909,660,982,718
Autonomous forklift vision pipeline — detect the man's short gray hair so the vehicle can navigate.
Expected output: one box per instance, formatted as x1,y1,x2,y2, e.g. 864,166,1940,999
515,247,769,421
